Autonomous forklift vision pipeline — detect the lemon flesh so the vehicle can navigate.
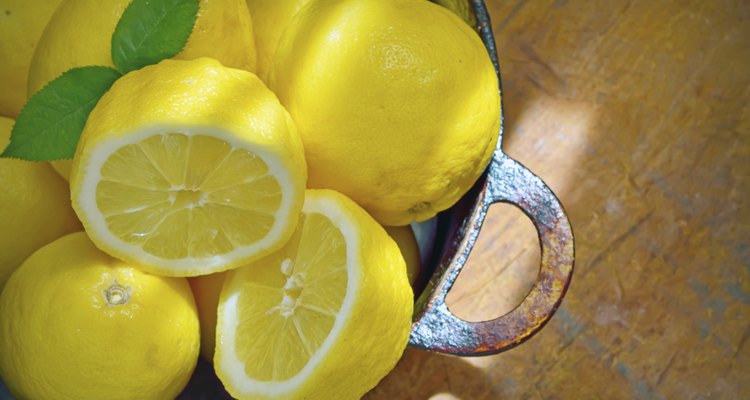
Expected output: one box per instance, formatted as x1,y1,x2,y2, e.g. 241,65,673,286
71,58,306,276
97,133,281,261
216,189,413,400
236,211,348,381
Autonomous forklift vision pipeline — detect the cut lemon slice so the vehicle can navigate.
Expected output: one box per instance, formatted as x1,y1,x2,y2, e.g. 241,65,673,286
215,189,413,400
70,58,306,276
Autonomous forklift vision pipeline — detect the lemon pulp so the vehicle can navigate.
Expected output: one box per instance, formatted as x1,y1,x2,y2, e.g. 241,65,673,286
96,133,282,261
227,211,348,381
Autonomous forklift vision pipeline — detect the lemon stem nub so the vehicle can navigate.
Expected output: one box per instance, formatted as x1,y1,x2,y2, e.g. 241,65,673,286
105,283,130,306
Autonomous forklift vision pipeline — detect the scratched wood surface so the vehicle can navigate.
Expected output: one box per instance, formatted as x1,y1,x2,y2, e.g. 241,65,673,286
366,0,750,399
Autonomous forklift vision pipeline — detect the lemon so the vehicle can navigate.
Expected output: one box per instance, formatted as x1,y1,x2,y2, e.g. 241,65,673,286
188,271,226,362
246,0,312,80
0,232,200,400
384,225,422,287
0,0,61,117
28,0,258,180
430,0,477,26
70,57,306,276
0,116,80,292
269,0,500,226
215,189,413,400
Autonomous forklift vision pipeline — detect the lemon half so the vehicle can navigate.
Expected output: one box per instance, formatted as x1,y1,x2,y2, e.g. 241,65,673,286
71,58,306,276
216,189,413,400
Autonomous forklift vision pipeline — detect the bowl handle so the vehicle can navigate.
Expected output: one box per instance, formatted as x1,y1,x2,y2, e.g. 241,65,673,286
409,152,574,356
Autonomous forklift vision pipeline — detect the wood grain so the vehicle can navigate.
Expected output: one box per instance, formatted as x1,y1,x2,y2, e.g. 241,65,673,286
367,0,750,398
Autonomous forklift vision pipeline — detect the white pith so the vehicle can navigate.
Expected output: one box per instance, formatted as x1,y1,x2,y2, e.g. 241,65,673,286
76,124,298,274
217,195,361,397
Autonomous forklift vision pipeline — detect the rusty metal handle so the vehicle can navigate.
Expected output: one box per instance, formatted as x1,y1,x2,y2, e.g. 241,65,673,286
409,152,574,356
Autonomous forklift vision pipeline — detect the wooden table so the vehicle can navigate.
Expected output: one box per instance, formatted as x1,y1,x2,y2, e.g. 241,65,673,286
367,1,750,398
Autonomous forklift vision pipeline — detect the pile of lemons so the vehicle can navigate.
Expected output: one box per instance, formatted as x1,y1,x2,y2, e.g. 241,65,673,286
0,0,499,399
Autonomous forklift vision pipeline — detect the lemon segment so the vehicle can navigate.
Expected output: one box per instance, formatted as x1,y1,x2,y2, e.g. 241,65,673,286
95,133,281,260
71,58,306,276
216,189,413,400
231,212,348,381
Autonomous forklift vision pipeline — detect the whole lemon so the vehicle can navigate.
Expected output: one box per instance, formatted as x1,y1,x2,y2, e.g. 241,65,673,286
246,0,312,80
0,0,62,117
0,116,80,292
385,225,422,287
28,0,258,180
430,0,477,26
188,272,226,362
0,232,200,400
268,0,500,226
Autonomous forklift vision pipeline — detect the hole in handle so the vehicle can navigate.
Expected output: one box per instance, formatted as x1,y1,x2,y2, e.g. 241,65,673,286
445,203,540,322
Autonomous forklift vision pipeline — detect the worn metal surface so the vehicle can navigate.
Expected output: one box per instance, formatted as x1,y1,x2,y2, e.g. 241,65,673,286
409,152,574,355
408,0,574,356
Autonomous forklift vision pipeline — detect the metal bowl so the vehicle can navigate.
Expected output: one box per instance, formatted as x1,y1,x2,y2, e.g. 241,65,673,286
407,0,574,357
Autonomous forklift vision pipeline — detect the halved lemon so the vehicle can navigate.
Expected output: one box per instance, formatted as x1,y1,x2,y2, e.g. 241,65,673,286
70,58,306,276
215,189,413,400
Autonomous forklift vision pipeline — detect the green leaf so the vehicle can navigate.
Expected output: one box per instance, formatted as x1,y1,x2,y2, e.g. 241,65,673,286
111,0,200,74
1,66,122,161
